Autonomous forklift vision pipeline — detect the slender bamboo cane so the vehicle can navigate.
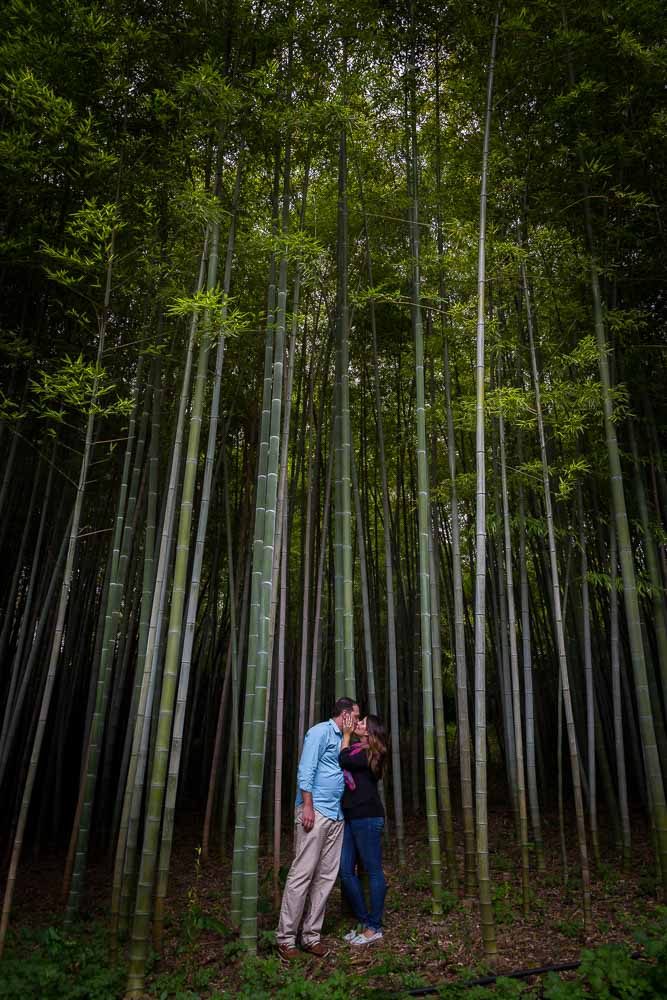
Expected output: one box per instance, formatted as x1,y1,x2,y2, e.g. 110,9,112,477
297,409,316,747
351,449,378,715
577,485,598,865
0,446,55,756
610,520,631,868
0,515,70,792
0,461,39,669
444,336,476,893
522,259,592,932
473,9,499,961
627,421,667,715
408,3,442,914
517,458,544,871
428,513,458,890
498,378,530,913
333,45,355,701
356,157,405,864
273,495,288,907
309,435,334,729
230,162,279,924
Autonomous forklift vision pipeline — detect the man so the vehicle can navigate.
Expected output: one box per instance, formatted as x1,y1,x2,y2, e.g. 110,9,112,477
276,696,360,961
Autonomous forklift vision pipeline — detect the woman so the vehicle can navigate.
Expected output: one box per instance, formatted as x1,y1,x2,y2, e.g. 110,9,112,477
339,712,388,945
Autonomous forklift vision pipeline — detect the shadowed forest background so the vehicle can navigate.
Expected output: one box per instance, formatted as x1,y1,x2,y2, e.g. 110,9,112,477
0,0,666,997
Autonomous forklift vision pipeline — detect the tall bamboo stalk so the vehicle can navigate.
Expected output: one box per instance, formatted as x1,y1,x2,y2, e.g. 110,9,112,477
522,259,592,933
356,155,405,864
473,9,499,961
333,40,355,700
517,450,544,871
409,1,442,915
610,519,631,868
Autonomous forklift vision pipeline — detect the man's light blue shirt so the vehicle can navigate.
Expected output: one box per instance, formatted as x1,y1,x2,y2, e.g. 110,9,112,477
295,718,344,821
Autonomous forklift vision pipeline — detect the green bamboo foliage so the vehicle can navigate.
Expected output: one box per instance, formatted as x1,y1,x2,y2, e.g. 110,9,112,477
473,9,499,963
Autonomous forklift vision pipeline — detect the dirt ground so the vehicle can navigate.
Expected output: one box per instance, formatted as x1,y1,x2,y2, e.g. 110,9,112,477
9,808,665,997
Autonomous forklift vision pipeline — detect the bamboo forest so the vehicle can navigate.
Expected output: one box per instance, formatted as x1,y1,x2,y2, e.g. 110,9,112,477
1,0,666,997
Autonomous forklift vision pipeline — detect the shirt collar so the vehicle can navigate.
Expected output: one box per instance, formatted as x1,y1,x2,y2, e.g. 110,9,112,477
329,718,343,736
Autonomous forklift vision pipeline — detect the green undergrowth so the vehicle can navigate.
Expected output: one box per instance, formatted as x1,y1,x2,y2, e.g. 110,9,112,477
418,911,667,1000
0,923,124,1000
0,910,665,1000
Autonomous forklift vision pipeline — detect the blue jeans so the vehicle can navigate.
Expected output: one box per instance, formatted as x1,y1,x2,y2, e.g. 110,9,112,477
340,817,386,932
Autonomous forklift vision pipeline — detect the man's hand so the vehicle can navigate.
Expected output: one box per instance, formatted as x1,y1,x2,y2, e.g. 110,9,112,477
301,803,315,832
300,791,315,831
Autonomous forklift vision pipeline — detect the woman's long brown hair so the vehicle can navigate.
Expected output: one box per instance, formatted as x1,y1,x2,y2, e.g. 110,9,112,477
365,715,388,780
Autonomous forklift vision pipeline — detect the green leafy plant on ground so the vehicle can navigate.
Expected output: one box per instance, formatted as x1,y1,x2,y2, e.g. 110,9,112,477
432,913,667,1000
1,910,664,1000
0,925,125,1000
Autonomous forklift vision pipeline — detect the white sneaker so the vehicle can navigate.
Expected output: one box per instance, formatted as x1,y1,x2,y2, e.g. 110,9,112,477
351,930,383,945
343,926,362,941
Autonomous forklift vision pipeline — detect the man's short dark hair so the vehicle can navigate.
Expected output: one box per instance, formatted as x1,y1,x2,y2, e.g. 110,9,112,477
332,696,357,717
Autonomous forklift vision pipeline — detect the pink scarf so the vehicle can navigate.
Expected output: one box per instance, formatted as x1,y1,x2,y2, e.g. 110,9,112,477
342,742,366,791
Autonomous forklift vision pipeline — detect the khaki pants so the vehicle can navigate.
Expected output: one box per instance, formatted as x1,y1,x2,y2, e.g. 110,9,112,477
276,807,344,948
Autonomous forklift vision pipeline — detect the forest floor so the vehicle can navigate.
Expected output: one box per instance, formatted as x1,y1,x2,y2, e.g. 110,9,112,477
4,808,666,998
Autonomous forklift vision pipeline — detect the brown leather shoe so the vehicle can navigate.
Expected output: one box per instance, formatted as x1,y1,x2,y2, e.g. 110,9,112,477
301,941,329,957
278,945,301,961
